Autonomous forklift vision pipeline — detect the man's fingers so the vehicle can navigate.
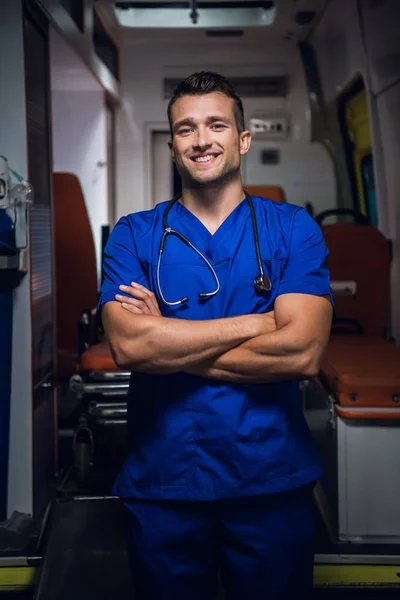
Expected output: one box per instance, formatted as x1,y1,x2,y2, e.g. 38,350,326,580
117,284,162,316
121,302,143,314
129,282,151,294
130,282,161,314
119,284,153,303
115,294,151,314
119,283,161,316
128,282,153,298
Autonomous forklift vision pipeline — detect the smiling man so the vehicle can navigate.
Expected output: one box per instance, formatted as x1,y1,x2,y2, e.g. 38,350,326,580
169,92,246,191
100,72,333,600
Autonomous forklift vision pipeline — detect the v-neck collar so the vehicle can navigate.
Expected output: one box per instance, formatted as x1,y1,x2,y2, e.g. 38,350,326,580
172,195,248,247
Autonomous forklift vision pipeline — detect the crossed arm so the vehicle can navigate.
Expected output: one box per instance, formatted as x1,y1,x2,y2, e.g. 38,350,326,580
101,282,332,384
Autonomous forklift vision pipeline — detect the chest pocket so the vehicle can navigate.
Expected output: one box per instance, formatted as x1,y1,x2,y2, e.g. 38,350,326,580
218,256,285,318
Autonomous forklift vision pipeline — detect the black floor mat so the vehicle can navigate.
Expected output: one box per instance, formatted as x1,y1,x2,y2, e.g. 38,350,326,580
34,498,134,600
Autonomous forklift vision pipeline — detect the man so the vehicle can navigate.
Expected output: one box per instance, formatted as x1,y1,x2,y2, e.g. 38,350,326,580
100,71,333,599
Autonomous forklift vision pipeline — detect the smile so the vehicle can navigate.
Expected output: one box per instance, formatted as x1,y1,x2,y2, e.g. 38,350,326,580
191,154,219,164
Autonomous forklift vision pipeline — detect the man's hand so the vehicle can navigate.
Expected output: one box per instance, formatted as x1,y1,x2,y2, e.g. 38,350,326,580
115,282,162,316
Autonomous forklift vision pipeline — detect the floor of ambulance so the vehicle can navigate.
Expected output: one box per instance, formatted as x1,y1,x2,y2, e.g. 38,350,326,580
2,391,398,600
1,500,399,600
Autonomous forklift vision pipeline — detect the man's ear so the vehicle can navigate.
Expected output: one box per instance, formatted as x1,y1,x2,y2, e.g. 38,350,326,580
168,138,175,161
239,130,251,156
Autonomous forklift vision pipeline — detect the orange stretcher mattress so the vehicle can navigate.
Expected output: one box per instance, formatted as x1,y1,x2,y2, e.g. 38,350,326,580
319,336,400,418
79,340,120,372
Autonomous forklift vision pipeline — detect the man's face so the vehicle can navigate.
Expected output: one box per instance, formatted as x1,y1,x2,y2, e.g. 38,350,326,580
169,92,251,188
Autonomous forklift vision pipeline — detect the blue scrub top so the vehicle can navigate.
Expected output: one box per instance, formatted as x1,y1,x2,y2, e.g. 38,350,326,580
100,196,332,500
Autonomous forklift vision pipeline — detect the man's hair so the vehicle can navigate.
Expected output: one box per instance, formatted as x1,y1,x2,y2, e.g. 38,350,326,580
167,71,245,137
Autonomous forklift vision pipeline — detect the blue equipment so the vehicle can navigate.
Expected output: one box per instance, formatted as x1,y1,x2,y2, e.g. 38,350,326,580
0,156,32,520
0,208,16,521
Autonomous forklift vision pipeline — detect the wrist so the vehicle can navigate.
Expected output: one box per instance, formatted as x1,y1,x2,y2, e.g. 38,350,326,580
245,314,269,338
243,313,277,338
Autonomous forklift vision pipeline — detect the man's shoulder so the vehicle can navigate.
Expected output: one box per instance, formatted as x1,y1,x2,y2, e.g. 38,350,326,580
115,201,168,240
254,195,301,216
252,196,322,246
124,200,169,224
252,195,304,230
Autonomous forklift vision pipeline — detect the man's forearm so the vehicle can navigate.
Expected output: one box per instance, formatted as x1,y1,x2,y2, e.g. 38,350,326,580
103,303,272,373
185,295,333,384
185,326,322,384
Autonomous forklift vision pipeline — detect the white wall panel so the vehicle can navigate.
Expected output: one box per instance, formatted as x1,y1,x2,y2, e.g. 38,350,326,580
244,140,335,214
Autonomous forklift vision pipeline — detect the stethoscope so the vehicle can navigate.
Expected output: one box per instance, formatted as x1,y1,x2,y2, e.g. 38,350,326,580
157,191,272,306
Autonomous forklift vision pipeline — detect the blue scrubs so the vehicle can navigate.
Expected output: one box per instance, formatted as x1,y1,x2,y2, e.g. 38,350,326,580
100,195,332,598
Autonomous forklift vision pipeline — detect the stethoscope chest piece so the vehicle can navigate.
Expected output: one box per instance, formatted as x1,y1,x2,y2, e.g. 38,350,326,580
254,273,272,293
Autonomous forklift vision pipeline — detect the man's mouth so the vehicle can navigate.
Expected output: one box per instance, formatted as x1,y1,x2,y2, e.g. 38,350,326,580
191,154,219,164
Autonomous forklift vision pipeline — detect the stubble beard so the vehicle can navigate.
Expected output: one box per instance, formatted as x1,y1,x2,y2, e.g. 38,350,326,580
180,157,240,191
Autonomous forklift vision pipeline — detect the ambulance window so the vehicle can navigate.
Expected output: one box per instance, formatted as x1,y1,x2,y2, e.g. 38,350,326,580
337,76,377,225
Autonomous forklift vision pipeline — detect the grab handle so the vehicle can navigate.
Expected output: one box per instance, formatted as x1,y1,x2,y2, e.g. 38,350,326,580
315,208,369,226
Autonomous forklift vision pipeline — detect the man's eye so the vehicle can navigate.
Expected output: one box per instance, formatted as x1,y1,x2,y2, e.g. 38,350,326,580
211,124,225,130
179,128,192,135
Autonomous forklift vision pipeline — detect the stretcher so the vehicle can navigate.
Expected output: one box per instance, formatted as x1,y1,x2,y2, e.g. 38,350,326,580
53,173,129,484
304,209,400,545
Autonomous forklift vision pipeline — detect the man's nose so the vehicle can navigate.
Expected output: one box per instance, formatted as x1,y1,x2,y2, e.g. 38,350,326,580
193,126,212,149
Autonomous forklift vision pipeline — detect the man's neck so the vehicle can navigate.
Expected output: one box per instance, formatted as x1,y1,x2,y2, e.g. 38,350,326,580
180,177,245,235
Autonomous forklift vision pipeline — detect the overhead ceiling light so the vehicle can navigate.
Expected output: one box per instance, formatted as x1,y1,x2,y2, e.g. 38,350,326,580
114,2,276,29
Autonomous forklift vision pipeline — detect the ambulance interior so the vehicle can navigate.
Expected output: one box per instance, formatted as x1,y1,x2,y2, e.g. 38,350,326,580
1,0,400,597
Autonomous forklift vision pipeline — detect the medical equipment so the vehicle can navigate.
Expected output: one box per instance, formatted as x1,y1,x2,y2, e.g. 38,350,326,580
52,173,130,489
0,155,33,258
157,190,272,306
0,156,32,518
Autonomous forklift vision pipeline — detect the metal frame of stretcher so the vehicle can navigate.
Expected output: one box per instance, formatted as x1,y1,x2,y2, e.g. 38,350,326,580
67,331,130,485
70,371,129,425
53,172,131,427
52,172,131,485
67,363,129,486
70,309,130,427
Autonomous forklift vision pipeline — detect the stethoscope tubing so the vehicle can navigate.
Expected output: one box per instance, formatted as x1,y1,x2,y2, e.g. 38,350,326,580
157,191,270,306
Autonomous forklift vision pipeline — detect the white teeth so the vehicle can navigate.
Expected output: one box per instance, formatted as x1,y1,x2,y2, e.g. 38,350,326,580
194,155,214,162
